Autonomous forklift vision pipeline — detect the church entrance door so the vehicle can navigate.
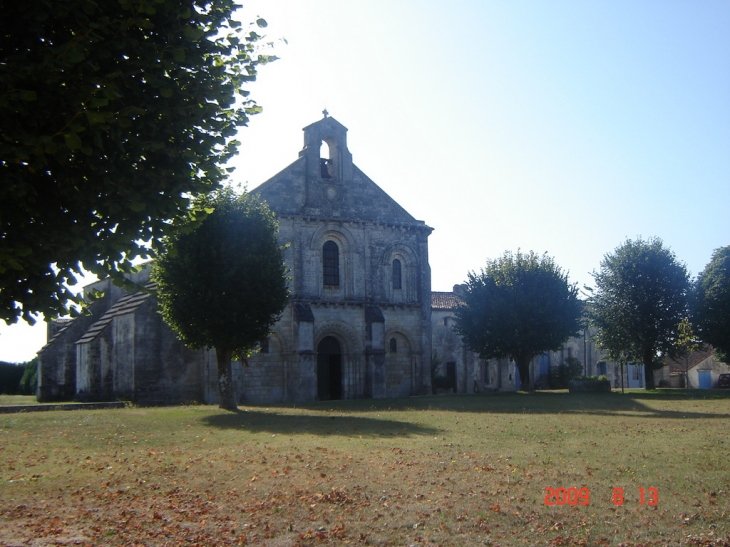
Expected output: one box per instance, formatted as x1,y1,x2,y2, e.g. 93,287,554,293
317,336,342,400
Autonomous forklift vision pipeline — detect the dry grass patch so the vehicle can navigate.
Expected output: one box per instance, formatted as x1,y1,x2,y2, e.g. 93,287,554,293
0,395,37,406
1,390,729,546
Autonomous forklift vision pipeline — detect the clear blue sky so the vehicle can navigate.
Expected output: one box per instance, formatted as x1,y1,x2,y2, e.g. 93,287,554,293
1,0,728,362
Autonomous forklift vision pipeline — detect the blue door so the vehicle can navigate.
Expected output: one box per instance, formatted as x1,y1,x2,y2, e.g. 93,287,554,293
698,370,712,389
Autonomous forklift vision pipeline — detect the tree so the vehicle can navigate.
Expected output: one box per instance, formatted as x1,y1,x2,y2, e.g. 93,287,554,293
19,358,38,396
588,237,690,389
454,250,582,390
1,0,276,325
692,245,730,362
153,189,288,410
0,361,25,395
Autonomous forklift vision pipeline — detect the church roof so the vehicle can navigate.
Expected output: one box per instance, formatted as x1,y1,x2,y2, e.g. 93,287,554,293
252,115,431,230
431,292,464,311
75,283,156,345
38,318,76,353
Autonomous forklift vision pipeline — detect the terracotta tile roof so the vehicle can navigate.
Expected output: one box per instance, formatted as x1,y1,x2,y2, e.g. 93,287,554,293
75,282,156,345
431,292,464,311
664,348,715,373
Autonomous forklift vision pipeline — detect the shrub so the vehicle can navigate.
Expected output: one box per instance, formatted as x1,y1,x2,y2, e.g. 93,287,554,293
569,377,612,393
549,356,583,389
432,376,453,392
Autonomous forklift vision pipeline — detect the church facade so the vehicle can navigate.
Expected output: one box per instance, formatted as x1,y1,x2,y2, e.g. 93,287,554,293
37,115,437,405
251,115,434,402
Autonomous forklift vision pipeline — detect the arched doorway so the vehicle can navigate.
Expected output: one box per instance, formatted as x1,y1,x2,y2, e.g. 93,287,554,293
317,336,342,400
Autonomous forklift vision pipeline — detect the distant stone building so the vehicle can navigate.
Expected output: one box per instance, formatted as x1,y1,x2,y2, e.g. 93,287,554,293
429,286,638,392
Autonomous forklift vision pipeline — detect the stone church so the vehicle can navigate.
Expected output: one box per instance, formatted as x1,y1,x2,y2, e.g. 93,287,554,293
38,114,439,405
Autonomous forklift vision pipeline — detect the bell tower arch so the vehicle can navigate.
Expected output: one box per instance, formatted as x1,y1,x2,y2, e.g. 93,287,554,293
299,111,354,183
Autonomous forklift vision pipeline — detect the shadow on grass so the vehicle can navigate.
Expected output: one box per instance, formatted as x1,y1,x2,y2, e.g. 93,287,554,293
202,409,442,438
261,390,730,420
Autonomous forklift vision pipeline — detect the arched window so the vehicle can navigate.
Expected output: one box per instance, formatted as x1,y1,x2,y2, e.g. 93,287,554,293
392,259,402,289
320,141,333,179
390,337,397,353
323,241,339,286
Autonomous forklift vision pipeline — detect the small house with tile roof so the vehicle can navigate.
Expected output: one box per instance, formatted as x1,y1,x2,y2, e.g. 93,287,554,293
431,285,523,392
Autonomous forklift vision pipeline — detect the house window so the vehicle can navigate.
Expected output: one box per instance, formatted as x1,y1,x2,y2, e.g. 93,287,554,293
444,317,448,326
390,338,397,353
597,361,606,375
323,241,339,286
392,259,402,289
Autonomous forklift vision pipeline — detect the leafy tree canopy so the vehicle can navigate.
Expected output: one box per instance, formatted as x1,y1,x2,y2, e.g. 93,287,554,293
588,237,690,389
153,188,288,409
454,250,582,390
692,245,730,362
1,0,276,325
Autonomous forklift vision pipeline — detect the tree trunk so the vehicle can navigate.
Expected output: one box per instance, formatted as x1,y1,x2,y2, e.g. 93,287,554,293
642,347,656,390
514,354,533,391
216,347,238,411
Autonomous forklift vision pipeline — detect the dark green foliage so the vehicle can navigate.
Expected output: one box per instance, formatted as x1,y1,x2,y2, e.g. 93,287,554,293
153,189,288,410
0,361,25,395
589,237,690,389
549,356,583,389
455,250,583,390
19,358,38,396
431,376,453,392
1,0,276,325
692,246,730,362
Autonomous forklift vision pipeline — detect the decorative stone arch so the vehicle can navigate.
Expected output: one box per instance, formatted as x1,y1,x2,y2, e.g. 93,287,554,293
382,244,419,303
384,328,414,356
314,320,366,399
309,224,359,298
314,319,361,356
266,328,289,356
309,223,357,253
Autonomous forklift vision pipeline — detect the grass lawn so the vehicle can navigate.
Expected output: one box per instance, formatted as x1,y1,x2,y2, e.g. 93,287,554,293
0,395,37,406
1,390,729,546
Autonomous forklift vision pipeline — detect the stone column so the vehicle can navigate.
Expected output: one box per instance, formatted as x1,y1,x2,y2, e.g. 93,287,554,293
293,302,316,402
365,306,386,398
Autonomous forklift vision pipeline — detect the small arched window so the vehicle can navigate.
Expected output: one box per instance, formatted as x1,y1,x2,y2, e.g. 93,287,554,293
392,259,402,289
323,241,339,286
320,141,333,179
390,337,397,353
